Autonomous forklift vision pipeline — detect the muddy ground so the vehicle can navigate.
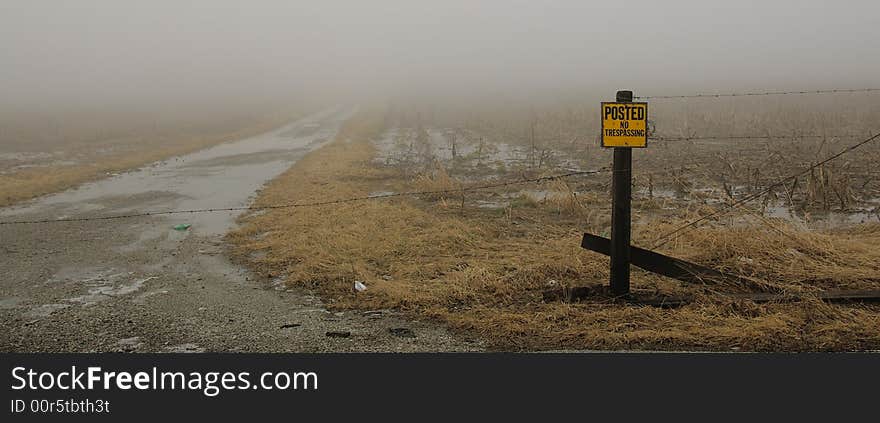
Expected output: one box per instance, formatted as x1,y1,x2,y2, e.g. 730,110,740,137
226,116,879,352
375,125,880,227
0,109,480,352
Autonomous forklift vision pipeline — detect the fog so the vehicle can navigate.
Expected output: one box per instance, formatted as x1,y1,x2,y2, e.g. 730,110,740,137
2,0,879,113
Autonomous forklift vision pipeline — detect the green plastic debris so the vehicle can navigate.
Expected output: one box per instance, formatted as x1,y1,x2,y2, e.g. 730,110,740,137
172,224,192,231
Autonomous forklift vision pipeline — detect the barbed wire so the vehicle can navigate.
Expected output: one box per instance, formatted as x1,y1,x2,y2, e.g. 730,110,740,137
0,168,608,226
649,133,865,142
635,87,879,100
649,131,880,249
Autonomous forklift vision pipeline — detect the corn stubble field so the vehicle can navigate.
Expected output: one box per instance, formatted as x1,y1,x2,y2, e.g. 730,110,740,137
231,97,880,351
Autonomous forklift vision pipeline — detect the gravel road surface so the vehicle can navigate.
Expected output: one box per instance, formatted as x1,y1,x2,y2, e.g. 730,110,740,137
0,109,480,352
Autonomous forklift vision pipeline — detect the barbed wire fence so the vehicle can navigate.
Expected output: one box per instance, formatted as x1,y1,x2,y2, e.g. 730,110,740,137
629,88,880,247
649,133,865,142
648,131,880,249
1,87,878,243
635,87,879,100
0,169,608,226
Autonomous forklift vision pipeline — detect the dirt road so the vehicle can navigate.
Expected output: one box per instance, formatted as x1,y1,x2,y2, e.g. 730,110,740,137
0,109,480,352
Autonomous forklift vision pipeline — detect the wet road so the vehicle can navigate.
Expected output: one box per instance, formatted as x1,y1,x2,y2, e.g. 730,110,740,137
0,108,479,352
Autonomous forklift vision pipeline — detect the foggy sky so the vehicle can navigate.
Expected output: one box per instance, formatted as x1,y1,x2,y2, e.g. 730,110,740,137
2,0,879,110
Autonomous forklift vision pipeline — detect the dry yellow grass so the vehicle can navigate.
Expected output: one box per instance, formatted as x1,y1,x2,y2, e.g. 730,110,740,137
229,110,880,351
0,112,303,207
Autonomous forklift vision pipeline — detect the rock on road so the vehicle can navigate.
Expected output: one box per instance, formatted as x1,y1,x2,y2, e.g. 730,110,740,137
0,108,480,352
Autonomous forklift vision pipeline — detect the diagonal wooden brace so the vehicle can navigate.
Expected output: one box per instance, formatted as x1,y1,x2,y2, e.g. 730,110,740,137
540,233,880,306
580,232,760,289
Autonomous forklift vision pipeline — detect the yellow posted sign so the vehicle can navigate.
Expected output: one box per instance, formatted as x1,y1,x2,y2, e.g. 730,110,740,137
601,102,648,148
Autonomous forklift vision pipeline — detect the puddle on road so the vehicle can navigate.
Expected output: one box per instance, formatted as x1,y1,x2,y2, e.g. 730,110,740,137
279,122,323,138
94,191,188,217
114,224,168,253
184,148,308,168
66,276,157,306
0,107,356,239
42,266,158,310
48,267,126,285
